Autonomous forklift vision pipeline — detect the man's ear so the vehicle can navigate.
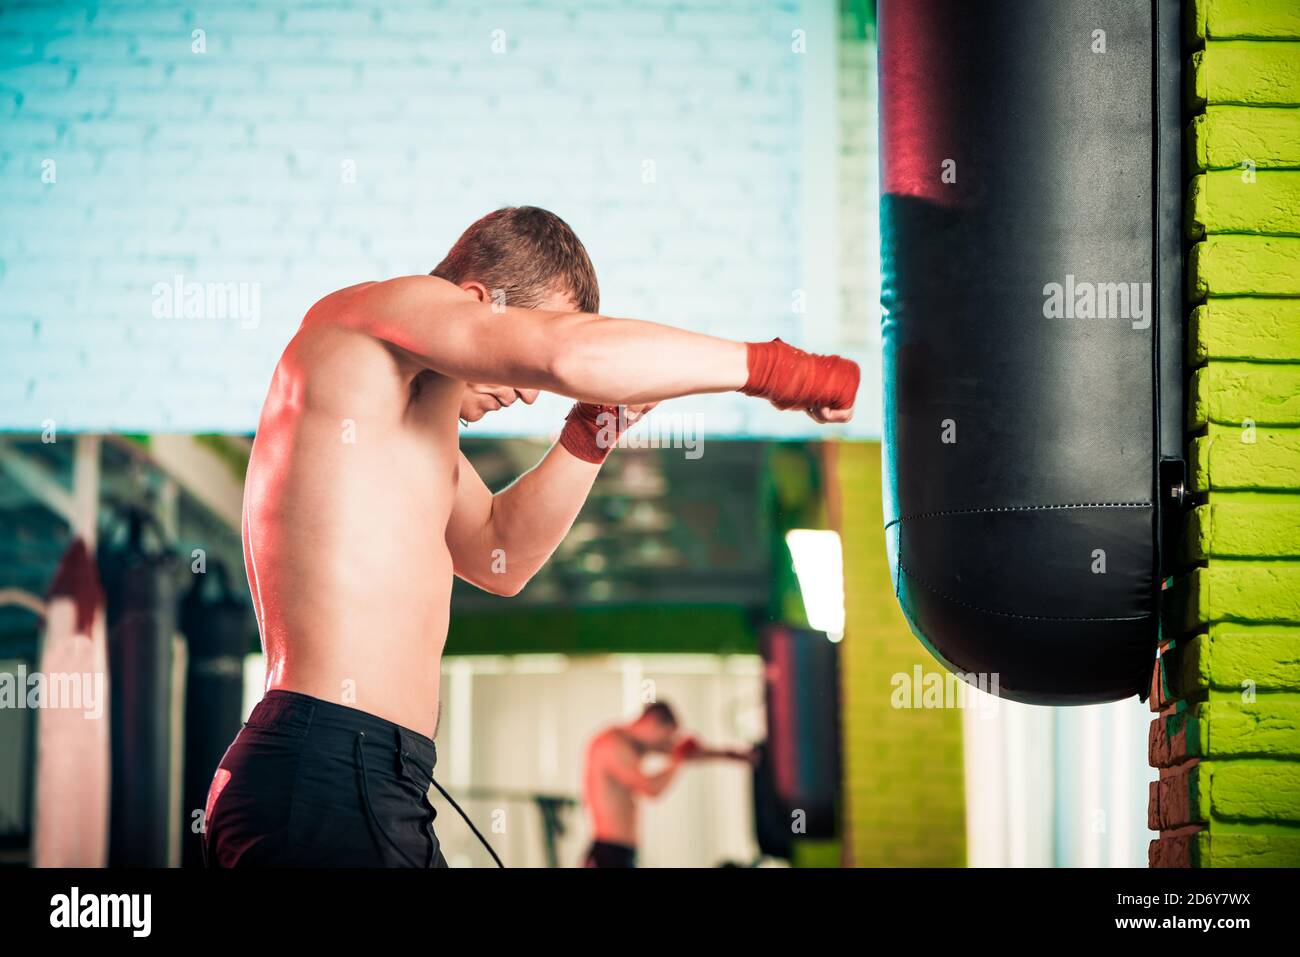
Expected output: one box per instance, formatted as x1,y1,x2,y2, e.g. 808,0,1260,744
460,281,491,303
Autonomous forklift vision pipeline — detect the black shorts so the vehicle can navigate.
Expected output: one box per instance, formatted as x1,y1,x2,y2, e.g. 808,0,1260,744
203,690,447,868
585,840,637,868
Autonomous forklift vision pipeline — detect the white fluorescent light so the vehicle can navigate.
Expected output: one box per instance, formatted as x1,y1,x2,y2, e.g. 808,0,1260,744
784,529,845,642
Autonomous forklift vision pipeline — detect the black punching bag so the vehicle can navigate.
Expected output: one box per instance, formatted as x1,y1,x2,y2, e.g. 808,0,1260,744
878,0,1179,704
99,508,180,866
180,561,252,867
757,625,840,848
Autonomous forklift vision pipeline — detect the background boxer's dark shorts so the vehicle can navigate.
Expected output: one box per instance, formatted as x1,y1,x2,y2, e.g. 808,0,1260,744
203,690,448,868
585,840,637,868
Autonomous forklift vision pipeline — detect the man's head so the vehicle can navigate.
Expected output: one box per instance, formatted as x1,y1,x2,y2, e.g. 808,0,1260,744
432,206,600,423
628,701,679,752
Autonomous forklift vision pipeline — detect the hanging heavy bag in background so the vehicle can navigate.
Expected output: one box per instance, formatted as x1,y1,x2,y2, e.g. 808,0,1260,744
756,624,841,851
98,508,181,867
32,538,110,867
179,560,254,867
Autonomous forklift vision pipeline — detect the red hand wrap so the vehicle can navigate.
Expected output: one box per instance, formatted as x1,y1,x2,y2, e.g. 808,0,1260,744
740,338,860,411
560,403,625,464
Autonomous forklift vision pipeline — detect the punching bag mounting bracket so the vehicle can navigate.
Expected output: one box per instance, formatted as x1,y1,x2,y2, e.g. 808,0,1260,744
1158,457,1189,581
1167,480,1186,507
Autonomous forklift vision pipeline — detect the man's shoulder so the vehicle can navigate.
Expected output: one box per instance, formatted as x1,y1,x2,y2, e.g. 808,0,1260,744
592,727,633,758
301,274,455,319
303,275,460,328
280,283,412,397
298,277,466,361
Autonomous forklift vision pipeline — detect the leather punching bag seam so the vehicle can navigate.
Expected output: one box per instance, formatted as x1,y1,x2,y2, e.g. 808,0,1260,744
884,501,1153,530
896,561,1152,623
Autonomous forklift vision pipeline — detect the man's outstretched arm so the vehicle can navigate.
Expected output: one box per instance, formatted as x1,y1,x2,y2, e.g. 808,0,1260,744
344,275,748,406
676,735,757,764
343,276,858,421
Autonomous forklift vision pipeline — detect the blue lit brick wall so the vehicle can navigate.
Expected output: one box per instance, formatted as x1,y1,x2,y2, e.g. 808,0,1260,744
0,0,874,438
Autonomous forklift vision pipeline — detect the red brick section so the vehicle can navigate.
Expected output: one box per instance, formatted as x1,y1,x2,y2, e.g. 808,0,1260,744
1150,761,1201,831
1150,647,1212,866
1149,826,1204,869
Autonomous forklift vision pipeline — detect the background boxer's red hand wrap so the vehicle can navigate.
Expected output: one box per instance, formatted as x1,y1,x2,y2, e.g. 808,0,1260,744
740,338,860,411
560,403,623,464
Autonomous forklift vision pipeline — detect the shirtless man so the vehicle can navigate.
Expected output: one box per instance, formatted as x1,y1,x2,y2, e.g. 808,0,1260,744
203,206,858,867
582,702,754,868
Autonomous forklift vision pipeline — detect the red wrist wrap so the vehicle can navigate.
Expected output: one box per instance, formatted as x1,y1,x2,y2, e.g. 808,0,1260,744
560,403,624,464
740,338,860,411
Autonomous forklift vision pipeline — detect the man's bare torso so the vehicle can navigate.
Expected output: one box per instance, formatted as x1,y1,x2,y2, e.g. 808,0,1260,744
243,282,461,738
583,728,640,845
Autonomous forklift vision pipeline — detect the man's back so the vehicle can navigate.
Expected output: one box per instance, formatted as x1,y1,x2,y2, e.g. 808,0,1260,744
243,281,465,737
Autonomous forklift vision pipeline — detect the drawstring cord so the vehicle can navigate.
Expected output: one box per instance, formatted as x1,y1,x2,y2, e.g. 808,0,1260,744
430,776,505,868
354,731,422,868
355,730,505,868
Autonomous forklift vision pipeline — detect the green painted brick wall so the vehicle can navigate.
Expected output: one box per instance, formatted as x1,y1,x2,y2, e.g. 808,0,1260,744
1189,106,1300,168
1187,171,1300,237
1188,0,1300,42
1159,623,1300,695
1190,299,1300,363
1187,502,1300,558
835,441,966,867
1192,424,1300,492
1188,236,1300,298
1151,0,1300,868
1189,40,1300,106
1183,564,1300,624
1190,362,1300,428
1150,699,1300,764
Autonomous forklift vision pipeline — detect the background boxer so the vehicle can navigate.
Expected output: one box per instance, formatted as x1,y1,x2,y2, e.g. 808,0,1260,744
582,701,754,868
204,206,858,867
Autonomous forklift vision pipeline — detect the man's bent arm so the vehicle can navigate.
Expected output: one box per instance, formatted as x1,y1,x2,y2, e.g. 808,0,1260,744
446,448,600,597
348,276,749,406
604,751,683,799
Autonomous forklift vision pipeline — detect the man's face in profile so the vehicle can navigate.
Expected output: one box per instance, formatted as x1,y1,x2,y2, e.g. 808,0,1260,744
645,719,679,753
457,287,578,422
